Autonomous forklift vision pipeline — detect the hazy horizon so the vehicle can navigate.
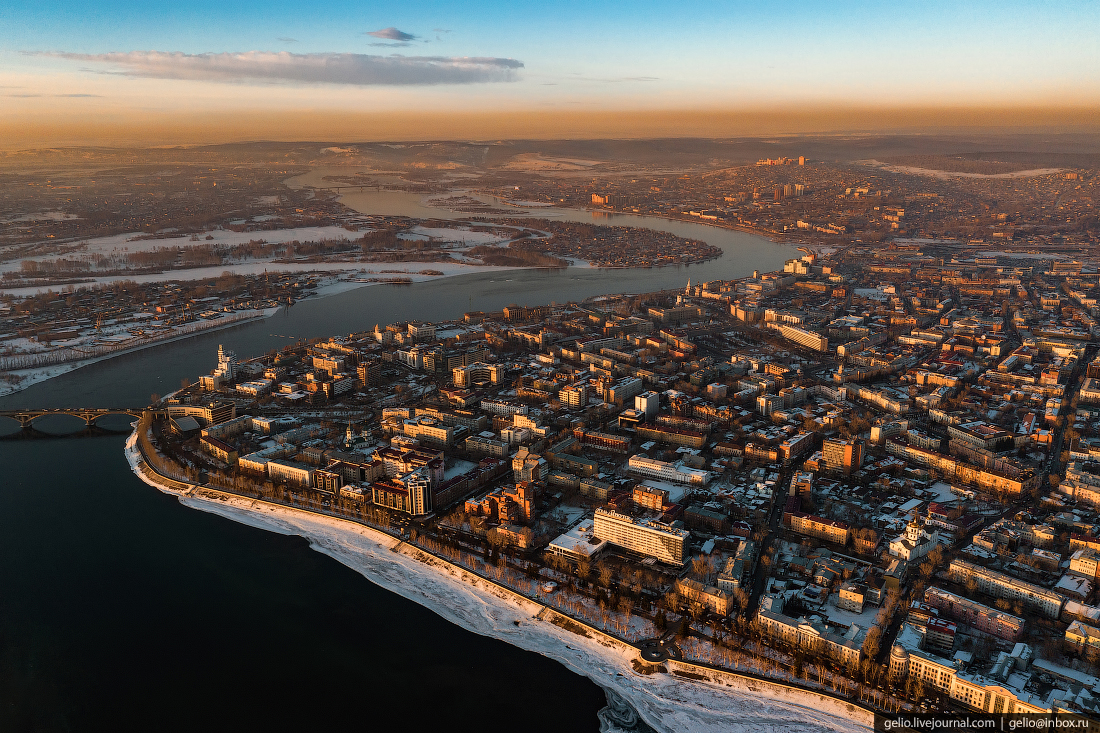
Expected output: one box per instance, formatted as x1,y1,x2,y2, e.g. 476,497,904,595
1,106,1099,151
2,0,1098,147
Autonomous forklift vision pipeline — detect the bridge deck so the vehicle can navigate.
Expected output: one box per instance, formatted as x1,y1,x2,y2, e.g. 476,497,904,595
0,408,149,428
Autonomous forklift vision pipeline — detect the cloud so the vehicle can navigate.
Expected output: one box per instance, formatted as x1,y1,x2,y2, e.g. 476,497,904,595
31,51,524,86
366,27,418,41
277,37,298,43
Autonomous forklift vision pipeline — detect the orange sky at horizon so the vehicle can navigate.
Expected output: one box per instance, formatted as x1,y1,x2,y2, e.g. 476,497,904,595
2,105,1099,150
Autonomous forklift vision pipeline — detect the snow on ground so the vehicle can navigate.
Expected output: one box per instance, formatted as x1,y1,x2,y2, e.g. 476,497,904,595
977,250,1059,260
636,478,688,503
407,226,510,245
0,363,84,399
860,160,1063,180
819,595,880,629
2,211,81,223
444,459,478,480
496,200,556,207
123,432,871,733
0,260,528,297
0,308,278,398
1,226,363,271
552,505,592,526
925,481,956,503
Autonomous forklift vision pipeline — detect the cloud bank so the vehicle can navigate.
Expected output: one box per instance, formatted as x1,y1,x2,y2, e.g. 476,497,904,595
34,50,524,86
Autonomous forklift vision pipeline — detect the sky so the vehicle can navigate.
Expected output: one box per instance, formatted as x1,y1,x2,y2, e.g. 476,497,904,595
1,0,1098,145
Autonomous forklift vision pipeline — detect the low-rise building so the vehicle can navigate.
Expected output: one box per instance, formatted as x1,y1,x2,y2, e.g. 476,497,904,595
838,583,865,613
1065,620,1100,651
627,455,712,485
756,598,863,667
676,578,734,616
267,458,314,487
888,518,940,562
787,512,850,545
547,520,608,561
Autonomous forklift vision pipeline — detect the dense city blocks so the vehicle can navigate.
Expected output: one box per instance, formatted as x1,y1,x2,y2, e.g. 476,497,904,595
135,232,1100,719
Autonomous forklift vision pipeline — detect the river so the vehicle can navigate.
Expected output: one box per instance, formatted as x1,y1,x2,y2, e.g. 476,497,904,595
0,172,797,732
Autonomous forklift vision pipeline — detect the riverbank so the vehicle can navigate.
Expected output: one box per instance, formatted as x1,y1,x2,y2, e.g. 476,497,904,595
124,429,872,733
0,258,547,398
0,308,279,399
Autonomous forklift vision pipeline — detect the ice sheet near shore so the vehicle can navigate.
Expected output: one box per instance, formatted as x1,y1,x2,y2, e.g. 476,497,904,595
125,435,870,733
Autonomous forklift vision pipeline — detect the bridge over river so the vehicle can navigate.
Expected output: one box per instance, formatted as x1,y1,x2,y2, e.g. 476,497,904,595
0,407,153,434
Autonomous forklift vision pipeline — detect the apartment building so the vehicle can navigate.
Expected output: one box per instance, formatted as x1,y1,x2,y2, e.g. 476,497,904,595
822,438,864,475
948,559,1066,619
787,511,851,545
923,587,1025,642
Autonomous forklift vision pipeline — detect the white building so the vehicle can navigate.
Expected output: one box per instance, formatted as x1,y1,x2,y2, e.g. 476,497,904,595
267,459,314,487
401,417,454,447
778,325,828,352
214,344,237,381
593,508,689,566
548,520,608,561
452,361,504,387
888,518,940,562
890,628,1051,714
756,598,863,667
635,391,660,420
627,455,712,485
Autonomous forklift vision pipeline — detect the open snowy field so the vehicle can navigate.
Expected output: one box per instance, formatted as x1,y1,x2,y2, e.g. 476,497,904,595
125,434,872,733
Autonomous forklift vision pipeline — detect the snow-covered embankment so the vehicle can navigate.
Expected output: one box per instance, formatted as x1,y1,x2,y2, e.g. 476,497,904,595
124,430,872,733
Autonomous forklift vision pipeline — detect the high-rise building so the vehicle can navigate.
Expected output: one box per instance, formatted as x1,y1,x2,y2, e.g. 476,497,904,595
635,391,659,420
606,377,643,404
214,344,237,381
822,438,864,475
559,383,588,408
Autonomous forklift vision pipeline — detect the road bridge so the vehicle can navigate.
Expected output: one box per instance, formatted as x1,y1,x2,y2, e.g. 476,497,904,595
0,407,151,430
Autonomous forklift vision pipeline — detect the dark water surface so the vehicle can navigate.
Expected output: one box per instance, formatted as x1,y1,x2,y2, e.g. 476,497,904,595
0,437,608,732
